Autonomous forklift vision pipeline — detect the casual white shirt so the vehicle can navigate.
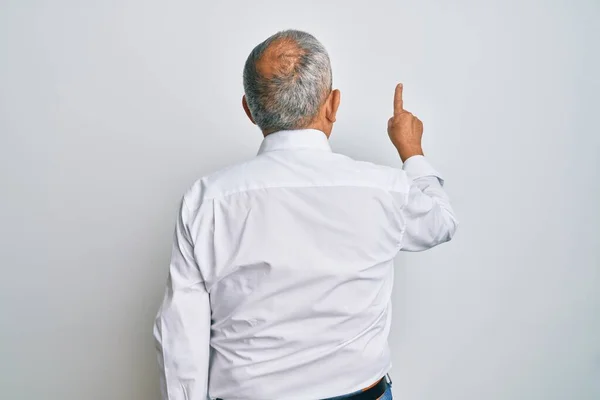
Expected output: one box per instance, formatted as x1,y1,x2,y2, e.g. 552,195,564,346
153,128,458,400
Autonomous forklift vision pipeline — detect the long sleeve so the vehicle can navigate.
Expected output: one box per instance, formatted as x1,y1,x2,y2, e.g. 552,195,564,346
398,155,459,251
154,197,211,400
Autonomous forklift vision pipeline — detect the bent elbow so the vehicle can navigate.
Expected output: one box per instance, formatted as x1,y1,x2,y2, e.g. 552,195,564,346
445,213,459,242
437,207,458,245
400,205,459,252
429,209,458,249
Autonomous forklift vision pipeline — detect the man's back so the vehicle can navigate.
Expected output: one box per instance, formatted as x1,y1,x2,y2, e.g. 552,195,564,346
154,30,457,400
173,129,456,399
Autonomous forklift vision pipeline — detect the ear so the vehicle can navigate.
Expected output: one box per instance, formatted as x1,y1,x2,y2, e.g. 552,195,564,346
326,89,341,123
242,95,256,125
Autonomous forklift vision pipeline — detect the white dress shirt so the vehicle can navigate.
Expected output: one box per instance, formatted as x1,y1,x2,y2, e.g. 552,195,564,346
154,128,458,400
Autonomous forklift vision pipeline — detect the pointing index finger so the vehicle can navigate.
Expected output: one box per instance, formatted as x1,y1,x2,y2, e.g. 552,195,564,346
394,83,404,114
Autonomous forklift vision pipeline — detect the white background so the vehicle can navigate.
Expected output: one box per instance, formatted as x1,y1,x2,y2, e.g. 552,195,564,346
1,1,599,399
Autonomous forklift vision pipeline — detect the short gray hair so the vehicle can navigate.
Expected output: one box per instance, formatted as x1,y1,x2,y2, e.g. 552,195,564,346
243,30,333,133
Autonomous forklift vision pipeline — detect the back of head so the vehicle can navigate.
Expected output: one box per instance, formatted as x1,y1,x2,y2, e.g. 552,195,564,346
243,30,333,134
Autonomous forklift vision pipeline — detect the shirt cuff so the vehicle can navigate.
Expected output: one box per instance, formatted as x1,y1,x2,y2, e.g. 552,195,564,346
402,155,445,185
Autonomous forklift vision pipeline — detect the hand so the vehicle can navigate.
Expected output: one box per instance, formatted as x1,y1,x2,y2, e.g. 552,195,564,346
387,83,424,162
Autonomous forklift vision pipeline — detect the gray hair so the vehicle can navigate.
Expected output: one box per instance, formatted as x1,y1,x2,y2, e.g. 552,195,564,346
243,30,333,133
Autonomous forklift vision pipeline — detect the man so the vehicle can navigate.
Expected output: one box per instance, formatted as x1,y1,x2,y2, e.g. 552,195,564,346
154,29,458,400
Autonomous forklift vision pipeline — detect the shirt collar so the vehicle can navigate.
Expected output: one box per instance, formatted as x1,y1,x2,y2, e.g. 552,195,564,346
257,129,332,155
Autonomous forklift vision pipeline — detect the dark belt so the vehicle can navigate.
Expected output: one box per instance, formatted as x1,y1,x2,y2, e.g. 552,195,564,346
321,375,389,400
215,374,391,400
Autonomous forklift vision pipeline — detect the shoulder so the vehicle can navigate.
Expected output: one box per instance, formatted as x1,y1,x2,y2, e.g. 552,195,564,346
179,152,411,213
180,157,261,212
332,153,410,194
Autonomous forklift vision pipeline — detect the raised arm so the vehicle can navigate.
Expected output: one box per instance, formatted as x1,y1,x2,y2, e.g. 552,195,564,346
387,83,458,251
